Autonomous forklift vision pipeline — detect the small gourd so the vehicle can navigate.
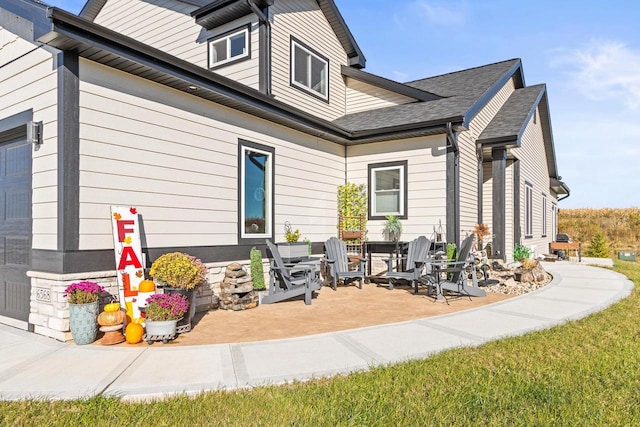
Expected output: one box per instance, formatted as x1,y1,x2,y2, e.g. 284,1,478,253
125,321,144,344
97,310,125,326
104,302,121,313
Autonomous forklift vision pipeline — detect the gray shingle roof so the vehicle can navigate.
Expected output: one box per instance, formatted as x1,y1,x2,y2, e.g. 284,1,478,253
333,59,522,132
477,84,545,144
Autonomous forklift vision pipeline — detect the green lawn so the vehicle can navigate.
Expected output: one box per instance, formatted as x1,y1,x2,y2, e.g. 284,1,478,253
2,261,640,426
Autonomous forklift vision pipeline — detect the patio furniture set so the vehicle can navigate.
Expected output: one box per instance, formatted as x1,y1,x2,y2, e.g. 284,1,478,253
263,234,486,305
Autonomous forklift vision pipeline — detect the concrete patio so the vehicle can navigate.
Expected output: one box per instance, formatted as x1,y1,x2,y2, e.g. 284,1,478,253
0,261,632,402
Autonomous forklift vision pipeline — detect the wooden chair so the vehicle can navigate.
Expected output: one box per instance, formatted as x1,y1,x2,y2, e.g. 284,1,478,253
385,236,431,293
324,237,366,291
422,234,487,302
262,240,322,305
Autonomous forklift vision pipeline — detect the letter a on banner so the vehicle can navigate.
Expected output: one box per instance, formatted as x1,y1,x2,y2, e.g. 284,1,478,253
111,206,144,323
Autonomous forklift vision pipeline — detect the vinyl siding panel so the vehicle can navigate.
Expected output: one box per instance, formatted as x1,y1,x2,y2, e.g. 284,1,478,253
93,0,260,89
346,135,447,241
459,77,516,239
271,0,348,120
514,107,555,258
345,78,416,114
77,60,344,250
0,19,59,251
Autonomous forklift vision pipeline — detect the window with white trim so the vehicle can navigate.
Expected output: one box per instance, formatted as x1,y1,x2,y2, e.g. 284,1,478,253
541,193,547,237
368,161,407,219
209,26,250,68
525,182,533,237
552,203,558,238
239,140,273,240
291,37,328,99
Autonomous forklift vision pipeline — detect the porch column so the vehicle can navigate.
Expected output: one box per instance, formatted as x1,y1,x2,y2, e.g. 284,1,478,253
492,148,506,261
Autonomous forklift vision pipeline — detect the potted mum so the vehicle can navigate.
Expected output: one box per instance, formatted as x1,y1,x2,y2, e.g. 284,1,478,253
144,293,190,343
64,281,105,345
149,252,207,332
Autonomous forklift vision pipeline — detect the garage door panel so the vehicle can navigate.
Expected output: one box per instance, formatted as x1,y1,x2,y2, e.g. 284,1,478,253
0,137,31,322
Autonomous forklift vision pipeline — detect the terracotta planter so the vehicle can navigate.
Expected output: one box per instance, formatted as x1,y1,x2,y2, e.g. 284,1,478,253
341,231,362,240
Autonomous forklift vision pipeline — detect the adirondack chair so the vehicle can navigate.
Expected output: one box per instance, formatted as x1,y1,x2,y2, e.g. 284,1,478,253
385,236,430,293
324,237,366,291
262,240,322,305
422,234,487,302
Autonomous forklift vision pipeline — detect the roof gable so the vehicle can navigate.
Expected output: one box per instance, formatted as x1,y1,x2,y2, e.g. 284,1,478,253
191,0,365,68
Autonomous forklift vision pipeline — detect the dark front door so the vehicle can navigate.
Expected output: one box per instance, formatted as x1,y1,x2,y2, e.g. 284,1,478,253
0,137,32,322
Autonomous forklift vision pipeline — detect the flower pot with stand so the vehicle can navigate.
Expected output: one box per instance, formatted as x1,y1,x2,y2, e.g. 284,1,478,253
144,319,178,344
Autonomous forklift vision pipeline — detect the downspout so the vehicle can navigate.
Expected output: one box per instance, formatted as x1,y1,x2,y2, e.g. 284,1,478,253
476,142,483,225
445,122,460,246
247,0,272,96
446,122,458,154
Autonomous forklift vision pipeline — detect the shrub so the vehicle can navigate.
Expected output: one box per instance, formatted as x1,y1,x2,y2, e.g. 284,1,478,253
586,232,610,258
250,247,266,291
514,244,531,262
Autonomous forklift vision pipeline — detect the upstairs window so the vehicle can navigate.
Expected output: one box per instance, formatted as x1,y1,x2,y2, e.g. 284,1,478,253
290,37,328,100
209,25,250,69
368,161,408,220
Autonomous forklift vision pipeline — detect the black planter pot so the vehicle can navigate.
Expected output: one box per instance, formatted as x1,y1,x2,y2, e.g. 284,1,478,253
162,287,196,333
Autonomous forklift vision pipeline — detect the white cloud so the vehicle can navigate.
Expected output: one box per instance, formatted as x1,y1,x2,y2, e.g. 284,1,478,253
393,1,467,29
413,1,467,26
555,40,640,110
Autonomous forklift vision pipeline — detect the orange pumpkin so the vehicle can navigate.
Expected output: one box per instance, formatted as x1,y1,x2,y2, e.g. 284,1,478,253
97,310,125,326
125,321,144,344
139,280,155,293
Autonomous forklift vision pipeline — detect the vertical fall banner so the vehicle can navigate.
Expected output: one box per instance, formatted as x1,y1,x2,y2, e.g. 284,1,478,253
111,206,144,323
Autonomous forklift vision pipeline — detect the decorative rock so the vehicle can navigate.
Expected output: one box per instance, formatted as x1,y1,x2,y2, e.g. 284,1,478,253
219,263,258,311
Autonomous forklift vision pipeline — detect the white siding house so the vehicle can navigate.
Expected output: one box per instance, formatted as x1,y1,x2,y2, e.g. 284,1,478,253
0,0,569,339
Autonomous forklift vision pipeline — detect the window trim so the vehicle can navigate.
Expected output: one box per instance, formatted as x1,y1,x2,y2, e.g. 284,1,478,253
290,36,329,102
208,24,251,69
238,139,275,245
524,182,533,238
368,160,408,220
541,193,547,237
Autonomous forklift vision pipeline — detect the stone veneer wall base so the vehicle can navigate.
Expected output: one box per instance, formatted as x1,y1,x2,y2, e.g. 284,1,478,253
24,258,271,341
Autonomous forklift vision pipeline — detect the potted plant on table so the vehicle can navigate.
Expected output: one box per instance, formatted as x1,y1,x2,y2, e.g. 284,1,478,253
384,215,403,242
149,252,207,332
277,222,308,261
144,293,190,343
64,281,106,345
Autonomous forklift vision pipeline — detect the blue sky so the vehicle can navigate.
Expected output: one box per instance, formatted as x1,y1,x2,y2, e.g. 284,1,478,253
46,0,640,209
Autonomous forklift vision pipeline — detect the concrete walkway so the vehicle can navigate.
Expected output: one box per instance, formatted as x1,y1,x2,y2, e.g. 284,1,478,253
0,262,633,402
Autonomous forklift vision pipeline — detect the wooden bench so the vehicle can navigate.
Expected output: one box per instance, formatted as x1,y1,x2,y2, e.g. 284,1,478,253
549,241,581,261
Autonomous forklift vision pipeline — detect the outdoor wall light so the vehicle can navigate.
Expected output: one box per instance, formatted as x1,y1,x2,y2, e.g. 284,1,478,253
28,120,43,150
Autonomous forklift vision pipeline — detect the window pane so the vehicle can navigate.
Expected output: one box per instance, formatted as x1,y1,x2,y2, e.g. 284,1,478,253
230,33,246,58
244,150,268,234
376,191,400,213
213,40,227,63
310,56,326,95
294,46,309,87
374,168,401,214
376,169,400,191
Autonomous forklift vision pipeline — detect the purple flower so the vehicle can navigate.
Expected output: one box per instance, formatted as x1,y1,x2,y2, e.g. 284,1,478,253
64,281,106,304
145,293,190,321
